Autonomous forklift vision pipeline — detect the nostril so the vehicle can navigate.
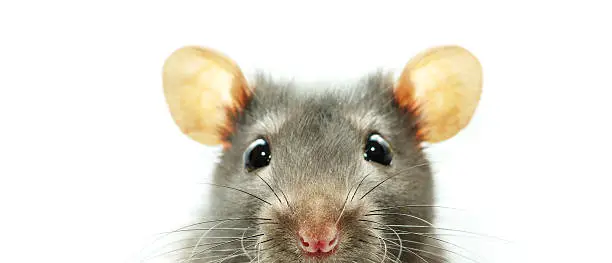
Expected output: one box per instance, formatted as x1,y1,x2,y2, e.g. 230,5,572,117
328,236,337,246
298,226,340,256
300,237,309,247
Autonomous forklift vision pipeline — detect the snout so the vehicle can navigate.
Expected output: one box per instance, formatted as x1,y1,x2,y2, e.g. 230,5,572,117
288,194,347,258
257,186,378,262
298,224,340,257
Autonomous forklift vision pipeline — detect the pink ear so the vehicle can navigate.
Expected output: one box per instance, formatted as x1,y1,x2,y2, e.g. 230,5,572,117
162,46,252,146
394,45,483,143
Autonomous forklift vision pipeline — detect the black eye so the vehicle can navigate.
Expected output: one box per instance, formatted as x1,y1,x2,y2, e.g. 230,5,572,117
363,134,392,166
244,138,272,172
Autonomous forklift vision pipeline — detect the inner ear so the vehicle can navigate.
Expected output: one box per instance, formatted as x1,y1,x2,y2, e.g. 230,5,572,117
394,45,483,143
162,46,252,147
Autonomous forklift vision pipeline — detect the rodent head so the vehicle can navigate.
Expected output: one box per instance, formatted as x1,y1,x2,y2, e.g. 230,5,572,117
161,45,482,262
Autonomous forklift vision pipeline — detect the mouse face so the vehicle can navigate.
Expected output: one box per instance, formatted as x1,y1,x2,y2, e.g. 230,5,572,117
160,45,482,262
207,75,434,262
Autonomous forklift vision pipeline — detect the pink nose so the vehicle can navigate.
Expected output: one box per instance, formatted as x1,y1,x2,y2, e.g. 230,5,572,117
298,226,339,255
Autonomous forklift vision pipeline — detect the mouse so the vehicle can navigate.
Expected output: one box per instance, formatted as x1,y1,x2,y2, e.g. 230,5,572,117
158,44,482,263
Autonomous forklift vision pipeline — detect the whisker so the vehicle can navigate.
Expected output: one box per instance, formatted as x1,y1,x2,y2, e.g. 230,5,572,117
194,248,259,253
204,238,273,262
365,212,435,226
378,232,480,263
241,227,254,261
199,183,273,206
350,170,374,201
404,248,432,263
145,236,263,260
156,229,246,235
255,172,283,206
368,220,509,243
140,237,201,257
404,232,512,244
360,163,429,200
180,253,233,263
356,239,388,263
187,249,249,263
189,239,279,263
386,245,450,263
190,234,266,258
189,220,232,260
158,227,269,233
211,246,257,263
179,247,258,263
253,222,280,226
374,231,388,263
374,225,403,262
364,219,442,263
177,236,262,240
379,237,439,263
347,255,383,263
404,240,479,263
384,225,511,243
273,179,294,213
244,243,284,263
179,227,253,231
373,227,477,259
388,224,403,262
138,217,271,259
336,183,356,225
369,204,467,213
157,218,271,235
256,240,261,263
358,231,389,263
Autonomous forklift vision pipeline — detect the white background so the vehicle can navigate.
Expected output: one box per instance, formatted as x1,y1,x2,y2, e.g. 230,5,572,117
1,1,611,263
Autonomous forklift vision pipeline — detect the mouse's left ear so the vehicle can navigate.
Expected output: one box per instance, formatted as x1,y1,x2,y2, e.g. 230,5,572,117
162,46,252,147
394,45,483,143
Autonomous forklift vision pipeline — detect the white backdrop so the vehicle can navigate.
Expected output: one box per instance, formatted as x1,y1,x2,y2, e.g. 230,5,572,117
1,1,611,263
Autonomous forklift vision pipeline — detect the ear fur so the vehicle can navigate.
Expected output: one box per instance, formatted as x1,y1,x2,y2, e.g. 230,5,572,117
394,45,483,143
162,46,251,147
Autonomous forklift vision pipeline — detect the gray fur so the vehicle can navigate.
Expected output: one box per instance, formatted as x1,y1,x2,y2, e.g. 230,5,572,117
185,72,439,263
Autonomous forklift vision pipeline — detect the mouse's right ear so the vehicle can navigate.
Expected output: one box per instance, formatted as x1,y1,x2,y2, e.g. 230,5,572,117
162,46,252,147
